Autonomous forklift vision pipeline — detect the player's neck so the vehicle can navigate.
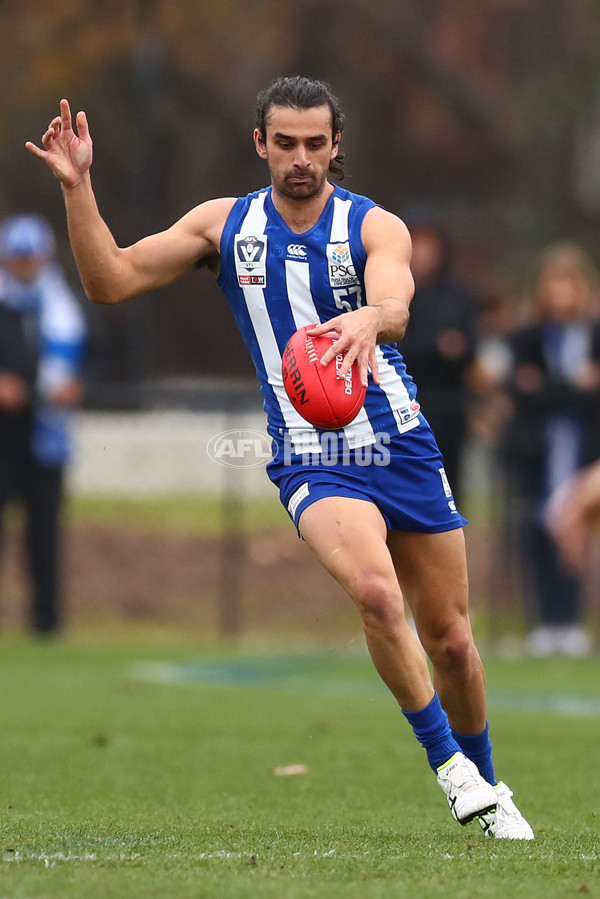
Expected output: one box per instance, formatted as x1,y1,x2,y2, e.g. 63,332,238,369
271,181,334,234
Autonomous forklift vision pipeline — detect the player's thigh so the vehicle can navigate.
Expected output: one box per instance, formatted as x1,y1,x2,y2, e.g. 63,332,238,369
386,528,470,635
298,496,400,600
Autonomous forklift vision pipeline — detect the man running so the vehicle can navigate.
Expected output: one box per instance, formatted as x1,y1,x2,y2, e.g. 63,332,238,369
27,75,533,838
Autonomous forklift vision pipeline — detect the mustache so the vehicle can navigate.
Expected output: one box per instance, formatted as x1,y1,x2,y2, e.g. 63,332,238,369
285,167,315,178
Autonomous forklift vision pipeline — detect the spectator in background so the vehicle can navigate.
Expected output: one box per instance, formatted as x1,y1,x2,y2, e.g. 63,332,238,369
546,457,600,580
400,222,480,506
499,243,600,657
0,215,87,635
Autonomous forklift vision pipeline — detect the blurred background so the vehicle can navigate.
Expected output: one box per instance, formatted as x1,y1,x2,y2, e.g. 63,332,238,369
1,0,600,653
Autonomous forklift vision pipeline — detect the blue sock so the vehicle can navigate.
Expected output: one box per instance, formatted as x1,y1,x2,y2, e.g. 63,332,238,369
402,693,462,773
451,722,497,785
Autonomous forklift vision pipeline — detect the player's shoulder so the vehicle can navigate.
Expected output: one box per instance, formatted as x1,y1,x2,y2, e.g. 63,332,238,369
328,184,410,244
181,189,272,231
171,197,238,254
180,197,238,229
361,204,411,251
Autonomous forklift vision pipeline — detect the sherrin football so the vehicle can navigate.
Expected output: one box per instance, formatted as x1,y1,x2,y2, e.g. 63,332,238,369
282,324,367,429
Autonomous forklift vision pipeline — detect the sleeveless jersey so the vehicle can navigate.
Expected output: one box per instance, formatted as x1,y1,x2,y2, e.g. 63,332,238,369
217,184,420,455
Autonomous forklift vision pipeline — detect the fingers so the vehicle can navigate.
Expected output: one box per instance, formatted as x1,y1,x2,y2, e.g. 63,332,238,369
308,309,377,386
76,110,90,141
316,330,365,378
321,338,358,379
25,111,61,159
306,319,342,337
357,360,369,388
319,338,349,369
25,98,83,163
368,346,380,386
60,98,73,132
25,140,46,159
323,339,375,388
41,116,62,149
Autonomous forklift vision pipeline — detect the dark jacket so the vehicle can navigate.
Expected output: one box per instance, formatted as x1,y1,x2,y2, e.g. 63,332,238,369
502,319,600,465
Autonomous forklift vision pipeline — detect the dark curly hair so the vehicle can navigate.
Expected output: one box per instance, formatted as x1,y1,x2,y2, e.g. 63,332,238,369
255,75,345,180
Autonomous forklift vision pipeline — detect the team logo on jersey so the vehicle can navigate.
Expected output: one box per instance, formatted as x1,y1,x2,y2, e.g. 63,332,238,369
286,244,308,259
326,241,359,287
235,233,267,286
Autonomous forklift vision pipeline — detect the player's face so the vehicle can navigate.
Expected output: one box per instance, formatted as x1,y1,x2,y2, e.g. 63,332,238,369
254,105,339,201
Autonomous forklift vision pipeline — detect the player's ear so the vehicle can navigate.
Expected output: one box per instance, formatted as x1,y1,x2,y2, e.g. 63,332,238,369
331,133,341,160
254,128,268,160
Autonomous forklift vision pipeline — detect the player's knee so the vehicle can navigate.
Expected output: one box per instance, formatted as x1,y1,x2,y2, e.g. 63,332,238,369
424,622,474,672
352,575,404,632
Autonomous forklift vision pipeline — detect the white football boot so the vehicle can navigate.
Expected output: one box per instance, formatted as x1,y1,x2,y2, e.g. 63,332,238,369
436,752,498,825
477,782,535,840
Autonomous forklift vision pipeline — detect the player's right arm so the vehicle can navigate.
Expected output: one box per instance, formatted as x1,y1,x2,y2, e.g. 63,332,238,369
26,100,234,305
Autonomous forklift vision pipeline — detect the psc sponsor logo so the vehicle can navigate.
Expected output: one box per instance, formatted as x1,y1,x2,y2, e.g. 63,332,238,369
286,244,307,259
207,429,272,468
331,243,350,265
326,241,359,287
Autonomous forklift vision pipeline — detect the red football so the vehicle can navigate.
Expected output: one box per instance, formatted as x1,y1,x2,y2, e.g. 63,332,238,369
282,325,367,429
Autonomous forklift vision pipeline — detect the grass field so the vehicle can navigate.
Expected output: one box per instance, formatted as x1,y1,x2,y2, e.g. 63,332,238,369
1,634,599,898
68,495,291,537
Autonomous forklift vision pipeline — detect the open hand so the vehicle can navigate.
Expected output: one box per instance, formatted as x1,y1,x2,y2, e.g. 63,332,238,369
25,99,92,187
306,306,381,387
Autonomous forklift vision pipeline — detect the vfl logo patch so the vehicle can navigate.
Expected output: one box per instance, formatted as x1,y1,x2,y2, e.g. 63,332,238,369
235,233,267,286
326,241,359,287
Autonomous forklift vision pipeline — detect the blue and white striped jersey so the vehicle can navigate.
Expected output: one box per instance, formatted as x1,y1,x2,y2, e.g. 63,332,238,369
217,184,420,455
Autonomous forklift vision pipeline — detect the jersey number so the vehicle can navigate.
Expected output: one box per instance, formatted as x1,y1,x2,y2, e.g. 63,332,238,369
333,285,363,313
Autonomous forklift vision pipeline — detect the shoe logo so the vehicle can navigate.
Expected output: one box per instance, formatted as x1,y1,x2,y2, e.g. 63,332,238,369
479,816,492,834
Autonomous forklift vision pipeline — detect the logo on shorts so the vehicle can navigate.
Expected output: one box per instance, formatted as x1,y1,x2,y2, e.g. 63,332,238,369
288,482,310,518
439,467,453,498
398,400,421,424
235,233,267,286
326,241,359,287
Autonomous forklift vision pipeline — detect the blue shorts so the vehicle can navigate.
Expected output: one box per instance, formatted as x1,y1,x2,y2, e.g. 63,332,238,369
267,419,467,533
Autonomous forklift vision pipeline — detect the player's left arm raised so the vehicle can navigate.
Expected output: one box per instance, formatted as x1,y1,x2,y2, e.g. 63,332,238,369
307,207,413,387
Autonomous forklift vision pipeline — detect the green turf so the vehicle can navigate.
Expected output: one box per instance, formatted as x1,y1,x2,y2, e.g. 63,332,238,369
67,494,289,536
1,636,599,898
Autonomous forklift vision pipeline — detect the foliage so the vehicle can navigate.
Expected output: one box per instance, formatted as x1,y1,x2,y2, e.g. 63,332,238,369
3,0,600,378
